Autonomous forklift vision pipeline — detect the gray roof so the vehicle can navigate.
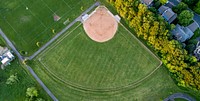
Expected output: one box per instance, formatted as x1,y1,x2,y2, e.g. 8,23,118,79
187,21,199,32
194,41,200,60
158,5,168,14
158,5,177,23
0,46,8,56
172,24,194,42
141,0,153,6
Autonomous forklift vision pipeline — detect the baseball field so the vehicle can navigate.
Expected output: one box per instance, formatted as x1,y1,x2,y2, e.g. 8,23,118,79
29,12,166,99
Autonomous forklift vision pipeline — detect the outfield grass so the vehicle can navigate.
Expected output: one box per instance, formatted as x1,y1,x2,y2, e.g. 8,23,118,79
31,63,200,100
33,23,160,90
0,0,96,56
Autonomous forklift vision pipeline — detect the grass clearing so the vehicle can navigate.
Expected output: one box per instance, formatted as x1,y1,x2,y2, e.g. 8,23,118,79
31,63,200,100
0,0,96,56
0,60,51,101
34,23,161,90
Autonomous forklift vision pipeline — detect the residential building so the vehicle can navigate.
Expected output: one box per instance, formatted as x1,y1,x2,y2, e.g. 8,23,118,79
171,21,199,42
194,41,200,60
158,5,177,23
140,0,154,7
0,46,15,69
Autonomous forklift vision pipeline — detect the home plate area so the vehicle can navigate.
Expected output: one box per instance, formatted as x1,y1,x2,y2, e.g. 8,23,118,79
82,6,121,42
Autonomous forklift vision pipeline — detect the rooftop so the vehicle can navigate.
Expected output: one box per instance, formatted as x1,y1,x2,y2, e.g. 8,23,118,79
158,5,177,24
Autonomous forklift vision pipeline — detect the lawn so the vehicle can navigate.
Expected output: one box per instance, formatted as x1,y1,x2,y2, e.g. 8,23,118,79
0,0,96,56
27,20,170,100
31,61,200,100
33,22,161,90
0,39,51,101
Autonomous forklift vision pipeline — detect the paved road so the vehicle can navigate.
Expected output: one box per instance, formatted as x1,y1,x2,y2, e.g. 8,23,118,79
164,93,196,101
0,2,101,101
0,29,23,61
0,29,58,101
29,1,100,60
25,65,58,101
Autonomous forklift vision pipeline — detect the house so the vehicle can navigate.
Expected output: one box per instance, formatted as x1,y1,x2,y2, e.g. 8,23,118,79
140,0,154,7
194,41,200,60
158,5,177,23
187,21,199,32
165,0,179,8
0,46,15,69
171,21,199,42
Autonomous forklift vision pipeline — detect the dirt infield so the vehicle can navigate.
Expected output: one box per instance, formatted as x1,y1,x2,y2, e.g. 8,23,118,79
83,6,118,42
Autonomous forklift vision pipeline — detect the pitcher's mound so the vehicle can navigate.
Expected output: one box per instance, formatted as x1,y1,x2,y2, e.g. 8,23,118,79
83,6,118,42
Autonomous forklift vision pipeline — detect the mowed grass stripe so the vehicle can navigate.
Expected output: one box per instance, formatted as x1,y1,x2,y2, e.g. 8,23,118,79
36,23,160,89
0,0,96,55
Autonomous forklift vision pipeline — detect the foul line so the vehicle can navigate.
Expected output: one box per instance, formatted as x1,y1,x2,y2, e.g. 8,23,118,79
34,24,163,93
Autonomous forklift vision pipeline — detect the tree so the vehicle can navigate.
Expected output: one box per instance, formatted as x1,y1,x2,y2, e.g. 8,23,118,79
159,0,167,4
182,0,198,7
36,42,40,47
172,2,188,14
35,98,45,101
6,74,18,85
194,1,200,14
26,87,38,100
178,10,194,26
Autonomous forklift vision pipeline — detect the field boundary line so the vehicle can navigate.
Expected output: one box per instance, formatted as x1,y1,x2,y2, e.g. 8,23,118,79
3,19,27,44
61,0,72,9
120,23,162,68
118,30,157,67
40,0,54,13
34,24,163,93
29,1,100,60
38,23,82,58
21,2,47,28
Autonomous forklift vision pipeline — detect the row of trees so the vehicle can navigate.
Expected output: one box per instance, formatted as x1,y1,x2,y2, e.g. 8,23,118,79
182,0,200,14
108,0,200,90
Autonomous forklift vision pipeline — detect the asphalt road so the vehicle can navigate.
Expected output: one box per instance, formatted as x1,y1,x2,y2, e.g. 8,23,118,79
25,65,58,101
0,29,23,61
0,29,59,101
0,2,101,101
29,1,100,60
163,93,196,101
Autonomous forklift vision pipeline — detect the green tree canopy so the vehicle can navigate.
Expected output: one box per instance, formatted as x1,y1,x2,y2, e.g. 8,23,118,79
159,0,167,4
194,1,200,14
26,87,38,100
178,10,194,26
6,74,18,85
172,2,188,14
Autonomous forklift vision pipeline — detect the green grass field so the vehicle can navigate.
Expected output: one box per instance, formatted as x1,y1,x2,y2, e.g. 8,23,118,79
0,0,95,56
34,23,161,90
0,60,51,101
31,64,200,100
0,39,50,101
27,21,175,100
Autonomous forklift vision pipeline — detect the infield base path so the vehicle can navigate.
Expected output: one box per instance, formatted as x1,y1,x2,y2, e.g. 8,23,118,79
83,6,118,42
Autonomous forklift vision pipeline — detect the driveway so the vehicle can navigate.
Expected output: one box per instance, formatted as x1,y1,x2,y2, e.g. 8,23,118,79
164,93,196,101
